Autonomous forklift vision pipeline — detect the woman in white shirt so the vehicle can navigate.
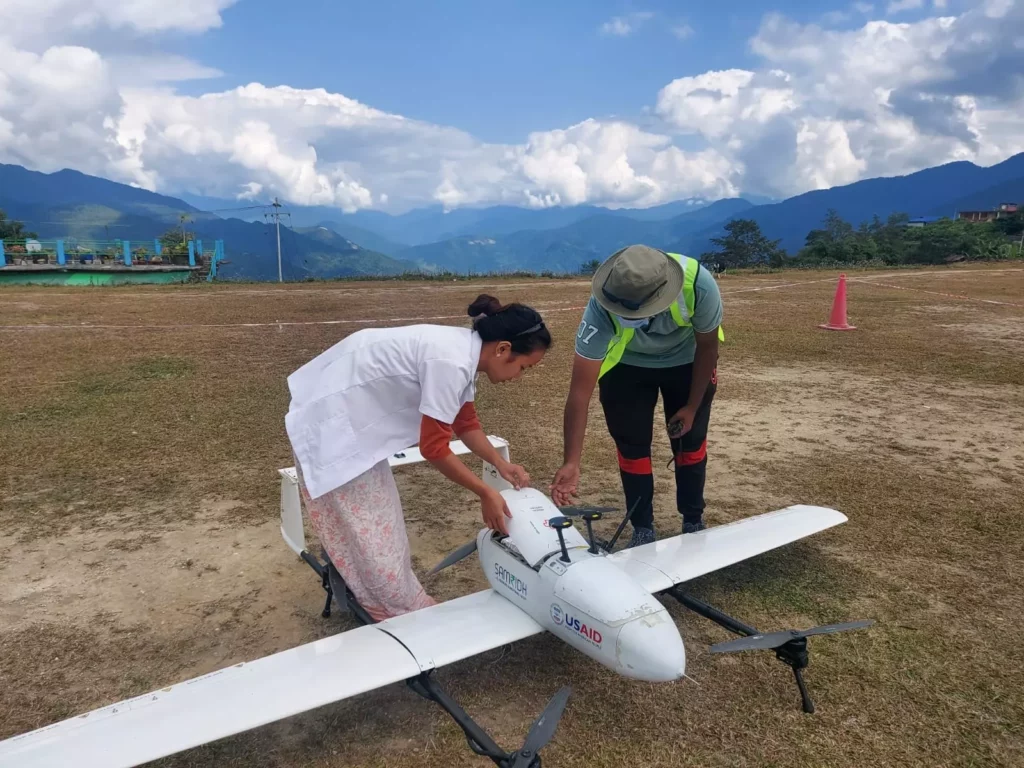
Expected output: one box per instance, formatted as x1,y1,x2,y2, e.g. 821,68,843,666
285,294,551,621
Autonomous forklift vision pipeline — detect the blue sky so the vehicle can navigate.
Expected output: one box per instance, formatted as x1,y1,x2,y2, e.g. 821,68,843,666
0,1,1021,212
179,0,868,142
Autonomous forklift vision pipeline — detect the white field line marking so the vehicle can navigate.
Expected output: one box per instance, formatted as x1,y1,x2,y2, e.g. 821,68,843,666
4,266,1021,302
4,267,1022,330
848,278,1024,309
2,279,595,300
0,305,591,331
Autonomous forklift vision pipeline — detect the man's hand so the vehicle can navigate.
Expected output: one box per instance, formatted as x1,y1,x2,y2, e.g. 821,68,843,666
480,489,512,535
550,462,581,506
496,460,530,490
667,405,697,438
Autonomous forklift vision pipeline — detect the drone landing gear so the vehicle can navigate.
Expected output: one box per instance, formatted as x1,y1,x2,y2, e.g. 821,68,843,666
666,589,873,714
299,548,376,626
408,672,569,768
300,548,568,766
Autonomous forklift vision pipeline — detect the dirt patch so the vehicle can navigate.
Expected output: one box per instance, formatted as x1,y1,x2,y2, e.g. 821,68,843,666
2,267,1024,767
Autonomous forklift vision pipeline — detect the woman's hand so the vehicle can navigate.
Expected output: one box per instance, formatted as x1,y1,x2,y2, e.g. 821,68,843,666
496,460,531,490
550,462,580,506
480,489,512,535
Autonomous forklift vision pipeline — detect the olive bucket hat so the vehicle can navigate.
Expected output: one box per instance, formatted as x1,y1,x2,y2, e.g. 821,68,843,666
591,244,684,320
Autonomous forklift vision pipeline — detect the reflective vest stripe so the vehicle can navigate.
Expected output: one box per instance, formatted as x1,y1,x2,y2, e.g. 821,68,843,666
598,253,723,380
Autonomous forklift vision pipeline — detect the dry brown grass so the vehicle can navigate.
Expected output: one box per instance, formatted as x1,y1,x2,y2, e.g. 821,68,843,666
2,263,1023,767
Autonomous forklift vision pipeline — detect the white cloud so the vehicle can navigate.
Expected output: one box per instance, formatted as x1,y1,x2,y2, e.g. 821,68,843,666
854,2,875,12
887,0,925,14
600,12,654,37
0,0,237,39
933,0,948,7
657,69,798,139
517,120,737,208
654,4,1024,198
107,55,223,86
672,23,695,40
1,0,1023,212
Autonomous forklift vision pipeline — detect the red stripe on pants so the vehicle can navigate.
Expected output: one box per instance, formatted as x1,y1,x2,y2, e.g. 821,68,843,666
617,450,652,474
675,440,707,466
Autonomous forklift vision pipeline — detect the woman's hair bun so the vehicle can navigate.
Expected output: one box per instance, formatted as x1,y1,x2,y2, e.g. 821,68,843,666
467,294,503,318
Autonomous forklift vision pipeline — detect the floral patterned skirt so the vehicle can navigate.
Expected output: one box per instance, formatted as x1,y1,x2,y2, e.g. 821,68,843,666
294,456,437,621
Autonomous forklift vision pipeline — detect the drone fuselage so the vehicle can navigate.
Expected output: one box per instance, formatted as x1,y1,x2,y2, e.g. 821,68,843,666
477,489,686,683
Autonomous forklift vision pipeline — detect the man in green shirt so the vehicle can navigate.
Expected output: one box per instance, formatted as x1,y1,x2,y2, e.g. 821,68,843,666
550,244,723,547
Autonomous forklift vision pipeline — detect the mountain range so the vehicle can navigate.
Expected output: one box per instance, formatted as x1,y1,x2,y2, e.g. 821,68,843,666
1,153,1022,280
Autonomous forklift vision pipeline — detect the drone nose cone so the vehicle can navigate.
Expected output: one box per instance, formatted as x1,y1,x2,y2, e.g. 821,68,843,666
615,612,686,682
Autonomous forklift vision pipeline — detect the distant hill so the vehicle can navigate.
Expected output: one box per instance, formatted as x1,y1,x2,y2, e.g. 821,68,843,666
680,153,1024,256
176,195,727,248
0,164,203,222
0,165,417,279
924,176,1024,218
3,152,1022,277
397,198,756,273
311,220,408,256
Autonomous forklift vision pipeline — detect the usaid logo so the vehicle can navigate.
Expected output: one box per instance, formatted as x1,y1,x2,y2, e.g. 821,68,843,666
551,604,602,647
494,564,527,600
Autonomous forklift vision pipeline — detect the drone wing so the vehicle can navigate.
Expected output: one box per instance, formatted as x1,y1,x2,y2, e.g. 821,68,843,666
0,590,542,768
608,504,848,594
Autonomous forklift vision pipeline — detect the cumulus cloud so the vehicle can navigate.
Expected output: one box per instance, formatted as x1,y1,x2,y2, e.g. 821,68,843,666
655,2,1024,197
1,0,1023,212
0,0,237,40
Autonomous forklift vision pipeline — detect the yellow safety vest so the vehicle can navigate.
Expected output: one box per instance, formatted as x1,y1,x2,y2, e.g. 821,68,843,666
598,253,725,379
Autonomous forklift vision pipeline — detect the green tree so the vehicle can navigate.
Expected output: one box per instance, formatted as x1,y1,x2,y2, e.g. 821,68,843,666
0,209,38,241
701,218,786,268
993,212,1024,237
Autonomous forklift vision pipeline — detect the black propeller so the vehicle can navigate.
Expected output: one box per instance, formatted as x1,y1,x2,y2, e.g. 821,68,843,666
507,686,571,768
429,539,478,574
709,620,874,654
557,505,617,517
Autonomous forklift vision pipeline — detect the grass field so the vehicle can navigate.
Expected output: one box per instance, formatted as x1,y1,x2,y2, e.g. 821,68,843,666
2,265,1023,767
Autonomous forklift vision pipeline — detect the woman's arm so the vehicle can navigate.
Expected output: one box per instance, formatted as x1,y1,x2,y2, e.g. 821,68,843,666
451,402,530,489
420,413,513,534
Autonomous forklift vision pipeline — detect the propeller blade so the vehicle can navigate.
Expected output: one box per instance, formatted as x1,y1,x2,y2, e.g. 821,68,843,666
710,620,874,654
428,539,478,574
519,686,571,760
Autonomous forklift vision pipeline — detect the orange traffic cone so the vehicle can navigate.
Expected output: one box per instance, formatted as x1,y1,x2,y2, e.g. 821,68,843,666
819,274,856,330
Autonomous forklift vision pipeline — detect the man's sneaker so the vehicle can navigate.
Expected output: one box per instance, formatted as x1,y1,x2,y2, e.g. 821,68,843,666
683,520,706,534
626,526,656,548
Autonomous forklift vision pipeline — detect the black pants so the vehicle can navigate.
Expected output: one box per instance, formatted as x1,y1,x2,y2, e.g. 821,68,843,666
598,362,716,529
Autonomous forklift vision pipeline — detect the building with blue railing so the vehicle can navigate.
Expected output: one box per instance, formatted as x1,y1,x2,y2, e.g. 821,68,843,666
0,237,227,285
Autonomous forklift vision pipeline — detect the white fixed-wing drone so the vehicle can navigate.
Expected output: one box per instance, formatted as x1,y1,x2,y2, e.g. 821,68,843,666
0,436,872,768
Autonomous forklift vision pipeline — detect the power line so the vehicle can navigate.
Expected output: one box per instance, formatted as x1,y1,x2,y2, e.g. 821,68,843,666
198,204,274,214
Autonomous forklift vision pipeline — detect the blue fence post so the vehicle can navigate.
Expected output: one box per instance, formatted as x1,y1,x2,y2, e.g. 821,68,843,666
0,241,5,267
196,239,203,262
208,240,222,282
57,240,66,265
188,241,196,267
124,240,132,266
154,239,162,257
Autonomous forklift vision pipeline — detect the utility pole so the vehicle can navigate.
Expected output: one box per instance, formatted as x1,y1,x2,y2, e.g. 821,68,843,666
264,198,291,282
